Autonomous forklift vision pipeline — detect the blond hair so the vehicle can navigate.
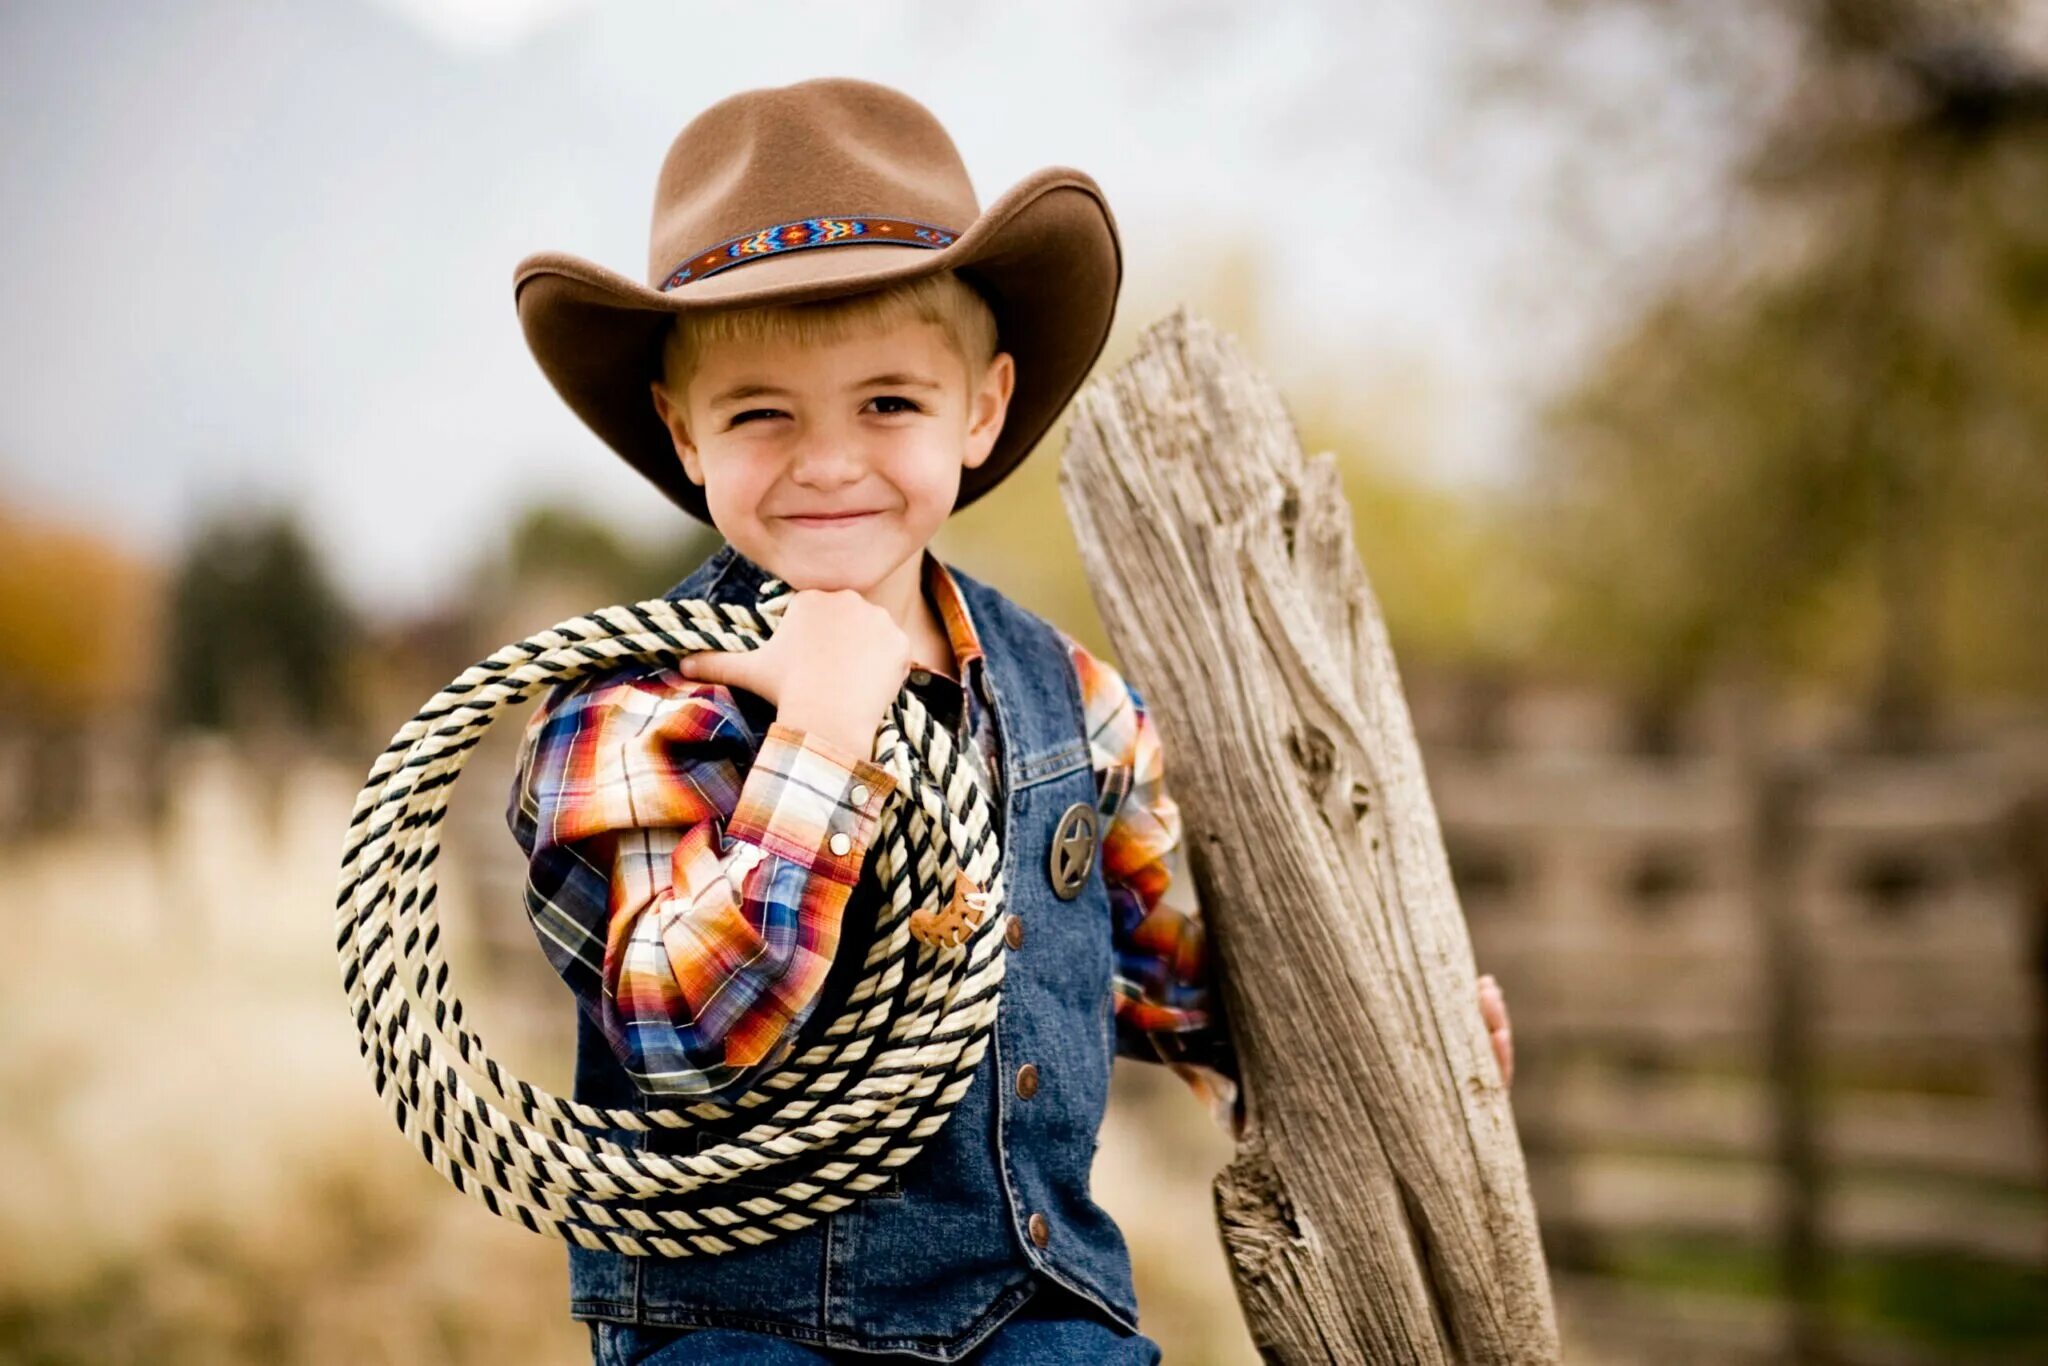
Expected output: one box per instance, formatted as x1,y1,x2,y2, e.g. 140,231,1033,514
655,268,999,410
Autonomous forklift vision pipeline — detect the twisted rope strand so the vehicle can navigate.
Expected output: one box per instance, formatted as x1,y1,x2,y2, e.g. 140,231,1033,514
333,576,1008,1256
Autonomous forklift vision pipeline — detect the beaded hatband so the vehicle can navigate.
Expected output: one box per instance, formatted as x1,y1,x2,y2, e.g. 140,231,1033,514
660,216,961,290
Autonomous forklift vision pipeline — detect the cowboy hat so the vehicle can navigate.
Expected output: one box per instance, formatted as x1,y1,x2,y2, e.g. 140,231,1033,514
512,76,1124,526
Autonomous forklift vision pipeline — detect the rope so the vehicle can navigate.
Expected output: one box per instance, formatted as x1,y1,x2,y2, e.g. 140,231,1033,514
332,572,1009,1258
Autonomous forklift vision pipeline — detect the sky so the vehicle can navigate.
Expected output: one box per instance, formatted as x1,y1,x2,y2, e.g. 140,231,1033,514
0,0,1757,615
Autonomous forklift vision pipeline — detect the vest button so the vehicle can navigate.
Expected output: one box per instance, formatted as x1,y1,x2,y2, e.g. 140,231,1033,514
1028,1212,1050,1247
1004,915,1024,951
1015,1063,1039,1098
909,667,931,684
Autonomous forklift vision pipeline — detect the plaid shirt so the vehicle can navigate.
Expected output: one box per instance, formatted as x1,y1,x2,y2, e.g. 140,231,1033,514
506,551,1241,1136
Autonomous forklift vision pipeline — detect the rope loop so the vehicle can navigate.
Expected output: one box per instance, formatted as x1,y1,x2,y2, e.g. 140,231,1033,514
333,573,1006,1257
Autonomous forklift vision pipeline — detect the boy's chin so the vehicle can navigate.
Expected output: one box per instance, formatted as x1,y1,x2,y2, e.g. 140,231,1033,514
752,537,903,591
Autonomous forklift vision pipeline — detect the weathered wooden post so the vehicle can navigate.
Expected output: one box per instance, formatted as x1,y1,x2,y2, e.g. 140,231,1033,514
1058,308,1559,1362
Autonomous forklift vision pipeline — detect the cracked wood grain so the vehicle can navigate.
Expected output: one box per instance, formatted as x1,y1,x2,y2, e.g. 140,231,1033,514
1058,307,1559,1364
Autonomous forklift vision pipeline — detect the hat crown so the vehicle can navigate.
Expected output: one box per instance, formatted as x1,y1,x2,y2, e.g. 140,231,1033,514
646,78,981,290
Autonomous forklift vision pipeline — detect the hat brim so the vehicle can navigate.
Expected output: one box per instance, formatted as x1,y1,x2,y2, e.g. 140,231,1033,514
512,165,1122,526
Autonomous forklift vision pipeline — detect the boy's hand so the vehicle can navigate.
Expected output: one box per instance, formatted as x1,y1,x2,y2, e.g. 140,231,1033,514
677,587,912,758
1478,973,1513,1089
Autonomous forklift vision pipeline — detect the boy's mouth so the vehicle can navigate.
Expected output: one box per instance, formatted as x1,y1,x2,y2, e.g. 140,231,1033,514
780,510,884,527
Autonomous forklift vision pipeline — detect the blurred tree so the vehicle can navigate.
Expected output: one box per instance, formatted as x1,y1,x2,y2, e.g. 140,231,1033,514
503,504,644,591
489,501,722,607
0,499,160,719
162,503,360,742
1511,0,2048,748
1292,381,1542,675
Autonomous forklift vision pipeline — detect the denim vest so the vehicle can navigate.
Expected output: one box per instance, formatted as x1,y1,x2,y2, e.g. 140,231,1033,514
560,542,1139,1359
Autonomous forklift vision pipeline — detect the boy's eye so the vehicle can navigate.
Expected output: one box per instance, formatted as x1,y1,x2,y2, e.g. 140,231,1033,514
726,396,922,428
729,395,921,428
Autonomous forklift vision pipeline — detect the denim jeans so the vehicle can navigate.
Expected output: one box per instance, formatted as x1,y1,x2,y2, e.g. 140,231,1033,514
586,1276,1162,1365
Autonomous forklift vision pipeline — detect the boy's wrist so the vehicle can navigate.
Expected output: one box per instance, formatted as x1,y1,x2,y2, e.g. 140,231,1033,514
773,705,881,761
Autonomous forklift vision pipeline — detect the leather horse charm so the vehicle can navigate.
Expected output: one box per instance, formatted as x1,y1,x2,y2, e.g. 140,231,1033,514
910,867,997,949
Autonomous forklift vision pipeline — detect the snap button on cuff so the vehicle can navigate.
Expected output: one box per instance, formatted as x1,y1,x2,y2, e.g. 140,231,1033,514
849,782,869,805
828,831,851,856
909,667,931,684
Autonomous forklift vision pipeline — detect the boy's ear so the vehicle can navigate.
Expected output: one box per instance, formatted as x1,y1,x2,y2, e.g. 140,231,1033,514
649,380,705,487
962,350,1016,472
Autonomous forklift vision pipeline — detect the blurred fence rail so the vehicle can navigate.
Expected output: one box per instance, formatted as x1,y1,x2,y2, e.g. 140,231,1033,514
1434,736,2047,1364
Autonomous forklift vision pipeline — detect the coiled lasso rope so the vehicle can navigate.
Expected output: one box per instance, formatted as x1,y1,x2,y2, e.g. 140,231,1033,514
333,572,1008,1257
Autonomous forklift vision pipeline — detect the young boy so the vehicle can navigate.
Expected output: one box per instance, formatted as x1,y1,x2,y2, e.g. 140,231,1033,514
504,77,1512,1364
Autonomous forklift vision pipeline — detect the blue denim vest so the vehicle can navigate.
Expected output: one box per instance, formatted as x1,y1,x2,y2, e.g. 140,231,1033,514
560,542,1139,1359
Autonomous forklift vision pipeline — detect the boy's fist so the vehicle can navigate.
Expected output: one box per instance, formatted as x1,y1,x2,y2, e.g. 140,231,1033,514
1478,972,1513,1088
678,587,912,759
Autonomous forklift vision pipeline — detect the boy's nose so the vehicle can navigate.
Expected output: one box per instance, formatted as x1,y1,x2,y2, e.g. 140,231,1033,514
785,440,866,486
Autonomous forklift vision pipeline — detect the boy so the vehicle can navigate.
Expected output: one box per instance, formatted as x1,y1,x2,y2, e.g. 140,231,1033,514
505,77,1512,1364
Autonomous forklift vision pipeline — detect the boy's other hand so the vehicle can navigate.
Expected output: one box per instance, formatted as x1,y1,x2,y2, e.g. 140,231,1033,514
678,587,912,758
1478,973,1513,1089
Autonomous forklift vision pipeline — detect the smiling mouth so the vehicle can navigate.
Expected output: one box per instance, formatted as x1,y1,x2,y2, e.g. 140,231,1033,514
781,510,884,526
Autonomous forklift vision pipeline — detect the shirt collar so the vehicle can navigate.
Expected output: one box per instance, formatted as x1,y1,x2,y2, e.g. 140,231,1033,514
921,548,985,682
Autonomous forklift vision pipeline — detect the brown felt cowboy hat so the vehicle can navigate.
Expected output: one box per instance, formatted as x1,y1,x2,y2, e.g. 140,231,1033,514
512,76,1124,526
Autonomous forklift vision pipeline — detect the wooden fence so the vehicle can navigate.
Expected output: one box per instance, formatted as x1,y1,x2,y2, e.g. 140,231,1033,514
1438,743,2046,1363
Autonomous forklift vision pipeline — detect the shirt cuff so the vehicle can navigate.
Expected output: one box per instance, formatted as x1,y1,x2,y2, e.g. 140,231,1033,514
724,720,898,884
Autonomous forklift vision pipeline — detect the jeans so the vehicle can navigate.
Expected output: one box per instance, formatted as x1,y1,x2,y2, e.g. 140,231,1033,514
586,1276,1163,1365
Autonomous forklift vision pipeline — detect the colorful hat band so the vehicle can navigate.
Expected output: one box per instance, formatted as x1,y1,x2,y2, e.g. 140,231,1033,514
660,215,961,290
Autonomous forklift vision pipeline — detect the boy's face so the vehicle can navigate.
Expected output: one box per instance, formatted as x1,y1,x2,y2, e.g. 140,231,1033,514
649,315,1015,593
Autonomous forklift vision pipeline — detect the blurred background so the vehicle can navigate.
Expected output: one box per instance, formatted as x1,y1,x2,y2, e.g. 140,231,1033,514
4,1,2046,1362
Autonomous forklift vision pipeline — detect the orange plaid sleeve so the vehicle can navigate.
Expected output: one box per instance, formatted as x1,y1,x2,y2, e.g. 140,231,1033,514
507,664,897,1097
1059,629,1243,1139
